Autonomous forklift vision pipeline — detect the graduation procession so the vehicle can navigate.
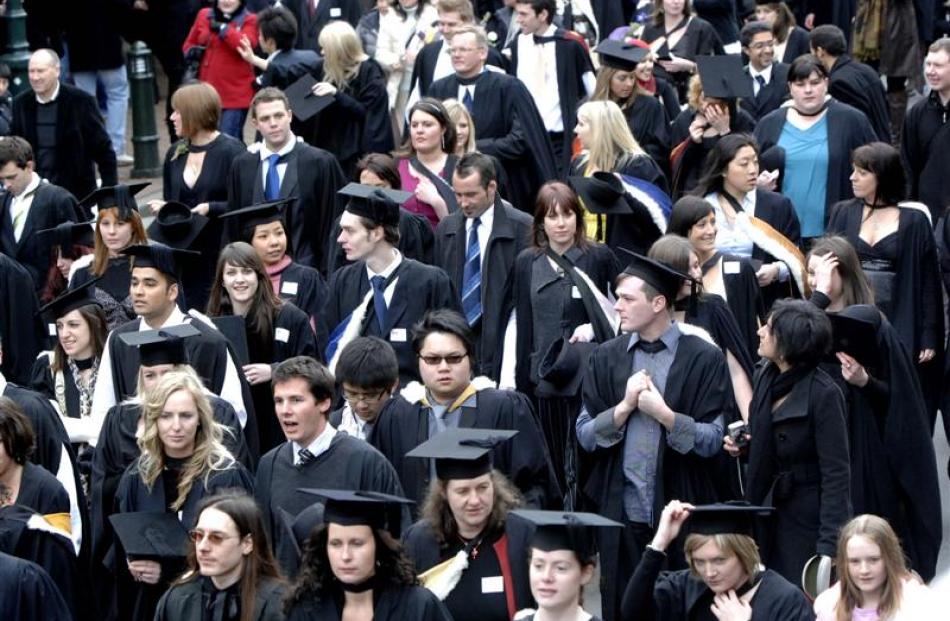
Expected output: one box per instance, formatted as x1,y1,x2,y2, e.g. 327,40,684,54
9,0,950,618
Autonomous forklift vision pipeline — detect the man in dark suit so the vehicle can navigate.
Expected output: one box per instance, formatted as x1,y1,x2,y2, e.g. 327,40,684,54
277,0,362,52
809,24,891,142
227,87,346,274
11,49,117,209
739,20,789,123
0,136,81,292
433,152,531,381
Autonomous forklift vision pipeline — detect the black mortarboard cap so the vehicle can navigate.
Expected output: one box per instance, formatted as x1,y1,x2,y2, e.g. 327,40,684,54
595,39,649,71
618,247,688,304
298,489,413,531
284,73,334,121
696,55,754,100
35,220,95,249
512,510,621,558
405,428,517,480
568,172,630,215
339,183,411,227
118,323,200,367
108,511,189,559
828,306,880,370
688,502,774,537
80,182,150,220
147,201,209,250
123,242,200,281
37,278,101,321
219,198,295,233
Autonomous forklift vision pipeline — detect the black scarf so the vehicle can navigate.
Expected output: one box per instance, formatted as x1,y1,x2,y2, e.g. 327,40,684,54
746,362,813,503
201,577,241,621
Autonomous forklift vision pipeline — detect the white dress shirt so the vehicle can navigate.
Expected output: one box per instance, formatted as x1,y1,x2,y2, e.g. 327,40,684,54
258,133,297,191
293,423,338,465
466,205,494,271
9,173,41,242
365,248,403,306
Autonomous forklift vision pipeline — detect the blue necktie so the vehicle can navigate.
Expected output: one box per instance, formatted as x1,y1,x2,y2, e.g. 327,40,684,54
754,74,766,96
370,275,388,333
264,153,281,201
461,217,482,325
462,87,474,113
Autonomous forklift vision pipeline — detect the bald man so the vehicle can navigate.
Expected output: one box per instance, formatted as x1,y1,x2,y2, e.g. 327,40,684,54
11,49,117,207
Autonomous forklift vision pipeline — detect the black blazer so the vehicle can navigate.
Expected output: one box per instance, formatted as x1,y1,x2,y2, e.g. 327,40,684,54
11,83,117,206
433,199,532,380
779,26,811,64
0,181,80,291
740,62,789,122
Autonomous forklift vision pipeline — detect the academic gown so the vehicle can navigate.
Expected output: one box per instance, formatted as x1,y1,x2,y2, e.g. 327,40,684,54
778,26,811,65
305,58,395,175
579,332,731,621
326,208,435,275
272,259,329,355
257,48,321,91
738,188,804,309
70,257,136,330
30,353,87,425
404,517,534,621
370,390,560,511
0,254,46,384
828,55,891,143
507,29,594,175
244,303,319,453
433,200,532,380
286,584,452,621
0,551,75,621
253,433,407,575
827,200,944,420
624,95,671,171
155,577,286,621
703,253,766,361
409,39,508,99
15,462,70,516
324,258,459,385
282,0,362,52
227,140,347,273
753,100,877,228
620,547,813,621
109,460,254,621
427,70,558,212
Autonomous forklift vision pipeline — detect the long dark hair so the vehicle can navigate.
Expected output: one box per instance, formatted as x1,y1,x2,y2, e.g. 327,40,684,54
693,133,759,198
176,492,284,621
51,303,108,373
806,237,874,307
396,97,457,158
284,524,419,612
532,181,589,250
41,243,93,303
206,242,283,339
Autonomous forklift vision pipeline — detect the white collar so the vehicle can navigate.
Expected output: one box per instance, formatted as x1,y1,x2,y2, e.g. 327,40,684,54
138,306,187,330
366,248,403,280
14,173,41,199
259,134,296,161
749,64,773,81
293,423,338,462
467,204,495,230
35,82,60,104
0,372,7,394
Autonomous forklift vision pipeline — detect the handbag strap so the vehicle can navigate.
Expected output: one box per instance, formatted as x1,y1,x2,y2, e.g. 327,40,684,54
544,248,614,343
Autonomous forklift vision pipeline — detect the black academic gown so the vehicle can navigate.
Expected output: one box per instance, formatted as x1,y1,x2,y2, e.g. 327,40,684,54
624,95,671,170
778,26,811,65
670,106,756,198
269,259,329,355
253,433,406,575
427,70,558,212
29,353,88,426
827,200,944,420
403,517,534,621
155,577,286,621
409,39,508,98
580,332,731,621
109,460,254,621
621,547,813,621
0,254,46,384
702,253,767,361
257,48,321,91
324,257,459,385
739,62,789,123
286,584,452,621
828,55,891,143
227,140,347,273
507,29,593,175
371,389,560,511
753,100,878,226
433,200,532,380
0,551,75,621
326,208,435,274
282,0,362,51
15,462,70,516
745,188,803,308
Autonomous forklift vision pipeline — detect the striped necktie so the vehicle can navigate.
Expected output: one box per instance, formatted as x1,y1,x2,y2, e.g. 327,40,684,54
462,217,482,325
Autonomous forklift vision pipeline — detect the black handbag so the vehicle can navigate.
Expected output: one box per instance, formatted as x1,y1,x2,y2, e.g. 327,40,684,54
182,45,206,85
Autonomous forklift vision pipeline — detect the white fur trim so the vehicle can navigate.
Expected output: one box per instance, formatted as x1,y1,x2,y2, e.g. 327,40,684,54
421,549,470,600
328,287,376,375
898,201,933,226
619,176,668,234
26,513,73,545
400,377,496,403
677,322,717,347
186,308,217,329
67,253,94,285
734,212,805,294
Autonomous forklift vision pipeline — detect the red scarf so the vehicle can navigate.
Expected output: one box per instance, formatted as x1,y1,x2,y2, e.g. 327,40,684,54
265,254,292,294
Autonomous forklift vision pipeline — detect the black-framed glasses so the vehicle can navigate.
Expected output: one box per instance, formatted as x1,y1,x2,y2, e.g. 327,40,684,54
342,389,389,405
189,529,238,545
419,353,468,366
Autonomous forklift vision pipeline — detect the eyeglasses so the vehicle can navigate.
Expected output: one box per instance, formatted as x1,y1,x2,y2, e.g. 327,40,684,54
419,353,468,366
342,389,389,405
189,529,239,545
447,46,478,56
749,40,775,50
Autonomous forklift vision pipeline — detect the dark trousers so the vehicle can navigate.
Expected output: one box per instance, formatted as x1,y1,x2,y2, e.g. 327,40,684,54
549,131,565,177
602,520,655,621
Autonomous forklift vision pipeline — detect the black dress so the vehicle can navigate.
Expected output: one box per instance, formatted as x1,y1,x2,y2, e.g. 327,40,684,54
162,133,247,311
70,256,136,330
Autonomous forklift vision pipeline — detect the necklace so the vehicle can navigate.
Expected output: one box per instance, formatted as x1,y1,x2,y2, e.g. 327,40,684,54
0,483,12,506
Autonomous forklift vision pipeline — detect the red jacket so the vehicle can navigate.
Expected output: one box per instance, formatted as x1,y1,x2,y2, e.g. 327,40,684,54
182,8,259,109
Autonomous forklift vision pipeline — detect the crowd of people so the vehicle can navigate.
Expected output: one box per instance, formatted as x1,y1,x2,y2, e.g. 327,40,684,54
0,0,949,619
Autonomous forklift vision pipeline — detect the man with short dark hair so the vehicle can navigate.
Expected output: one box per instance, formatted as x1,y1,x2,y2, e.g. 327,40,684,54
739,21,789,122
433,152,530,381
809,24,890,142
238,6,321,91
253,355,406,575
226,87,347,272
325,183,459,384
0,136,81,292
11,49,117,205
329,336,400,440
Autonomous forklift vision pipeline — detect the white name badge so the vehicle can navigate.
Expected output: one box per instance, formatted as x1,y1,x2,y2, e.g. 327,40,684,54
723,261,741,275
390,328,407,342
330,7,342,17
275,328,290,343
481,576,504,594
571,286,582,299
48,323,57,337
281,281,299,296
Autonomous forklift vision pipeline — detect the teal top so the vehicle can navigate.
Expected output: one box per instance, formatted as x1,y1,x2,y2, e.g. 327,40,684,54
779,115,829,237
